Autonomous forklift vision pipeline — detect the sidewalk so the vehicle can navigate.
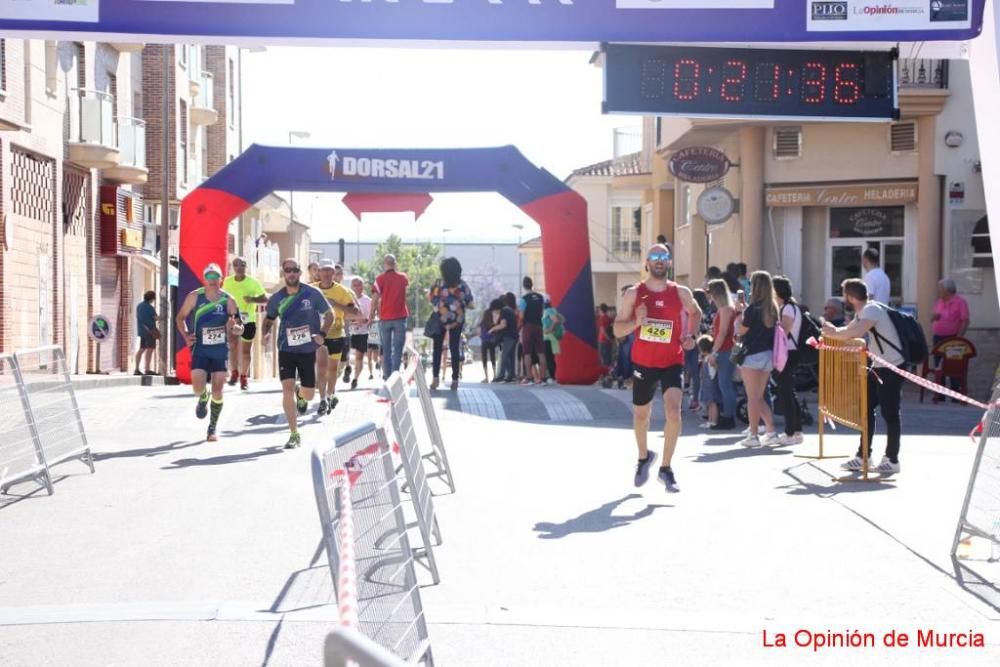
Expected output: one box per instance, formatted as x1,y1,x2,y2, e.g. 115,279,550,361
0,372,997,666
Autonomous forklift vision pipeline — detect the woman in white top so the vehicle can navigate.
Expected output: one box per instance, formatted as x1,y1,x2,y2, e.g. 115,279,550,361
772,276,803,445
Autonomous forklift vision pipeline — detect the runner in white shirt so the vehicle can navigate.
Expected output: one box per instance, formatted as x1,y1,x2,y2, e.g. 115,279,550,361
862,248,891,304
349,277,373,389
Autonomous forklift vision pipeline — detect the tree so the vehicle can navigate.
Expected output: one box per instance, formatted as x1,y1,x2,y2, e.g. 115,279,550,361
352,234,441,329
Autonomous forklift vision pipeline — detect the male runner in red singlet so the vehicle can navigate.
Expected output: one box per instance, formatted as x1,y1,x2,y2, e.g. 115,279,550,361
614,243,701,492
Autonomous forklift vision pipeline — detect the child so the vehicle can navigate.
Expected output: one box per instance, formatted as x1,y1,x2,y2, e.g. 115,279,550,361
697,334,720,428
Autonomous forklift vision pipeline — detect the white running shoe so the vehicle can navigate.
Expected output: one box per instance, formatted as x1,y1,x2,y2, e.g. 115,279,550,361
874,456,900,475
759,432,780,447
776,433,804,446
738,435,761,448
699,421,715,429
840,456,864,472
741,425,767,436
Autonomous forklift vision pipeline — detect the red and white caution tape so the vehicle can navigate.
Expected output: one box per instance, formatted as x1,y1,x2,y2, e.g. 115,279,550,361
332,471,359,631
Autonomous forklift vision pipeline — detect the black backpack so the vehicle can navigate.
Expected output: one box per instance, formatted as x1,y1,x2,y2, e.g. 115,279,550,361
789,304,821,364
870,303,928,366
522,292,544,325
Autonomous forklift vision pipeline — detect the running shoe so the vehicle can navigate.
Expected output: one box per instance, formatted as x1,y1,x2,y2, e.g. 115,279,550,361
709,417,735,431
317,398,328,416
342,365,352,383
545,378,556,386
328,396,339,413
451,379,459,391
741,424,767,436
284,432,301,450
431,378,439,390
840,456,865,472
633,451,657,487
776,433,804,446
206,425,218,442
351,378,358,390
738,435,761,448
295,386,308,415
658,467,680,493
759,432,780,447
195,395,209,419
133,369,142,376
239,375,249,391
519,378,532,386
368,373,374,380
873,456,900,475
699,421,715,429
228,369,239,386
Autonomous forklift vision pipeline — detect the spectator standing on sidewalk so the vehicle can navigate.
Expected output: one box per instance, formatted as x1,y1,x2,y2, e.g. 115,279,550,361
541,297,564,385
134,291,160,375
736,271,779,448
428,257,474,391
479,307,498,383
705,279,737,431
597,303,614,382
489,295,519,383
772,276,804,445
931,278,970,396
371,254,410,380
824,278,905,475
519,276,547,385
862,248,891,305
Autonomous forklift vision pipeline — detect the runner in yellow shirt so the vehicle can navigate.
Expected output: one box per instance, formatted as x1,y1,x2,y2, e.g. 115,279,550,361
222,257,268,391
314,259,361,415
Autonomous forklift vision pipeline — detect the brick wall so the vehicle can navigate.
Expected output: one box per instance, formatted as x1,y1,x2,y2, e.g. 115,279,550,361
205,46,230,177
141,44,177,204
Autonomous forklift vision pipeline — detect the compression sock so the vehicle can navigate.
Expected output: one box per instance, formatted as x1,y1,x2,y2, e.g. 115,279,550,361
209,397,223,428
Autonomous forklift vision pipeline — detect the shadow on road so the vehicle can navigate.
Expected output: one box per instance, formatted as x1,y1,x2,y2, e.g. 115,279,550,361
162,446,286,468
689,446,793,464
93,440,201,461
533,494,672,539
778,463,895,497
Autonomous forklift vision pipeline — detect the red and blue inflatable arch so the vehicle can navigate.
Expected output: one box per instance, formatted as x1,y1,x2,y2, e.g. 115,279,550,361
177,144,602,385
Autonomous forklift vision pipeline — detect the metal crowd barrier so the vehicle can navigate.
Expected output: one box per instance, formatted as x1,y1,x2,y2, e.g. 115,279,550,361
0,353,53,495
952,384,1000,572
800,338,867,468
385,371,442,585
403,349,455,494
12,346,94,477
311,422,434,666
325,627,409,667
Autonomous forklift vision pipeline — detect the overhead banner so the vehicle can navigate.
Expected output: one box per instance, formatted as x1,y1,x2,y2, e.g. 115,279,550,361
0,0,984,43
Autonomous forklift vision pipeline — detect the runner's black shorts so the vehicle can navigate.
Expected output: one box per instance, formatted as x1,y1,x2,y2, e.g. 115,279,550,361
323,337,346,357
239,322,257,342
191,354,228,375
632,364,684,406
350,334,369,353
279,351,317,388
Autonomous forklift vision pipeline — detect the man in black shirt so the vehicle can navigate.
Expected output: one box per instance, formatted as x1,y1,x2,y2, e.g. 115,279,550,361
518,276,547,385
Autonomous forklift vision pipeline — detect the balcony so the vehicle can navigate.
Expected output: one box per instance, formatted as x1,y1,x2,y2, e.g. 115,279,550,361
110,43,145,54
104,117,148,184
190,71,218,126
898,59,950,116
68,89,119,169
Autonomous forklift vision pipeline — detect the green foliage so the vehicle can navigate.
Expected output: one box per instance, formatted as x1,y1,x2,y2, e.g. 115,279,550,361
351,234,441,328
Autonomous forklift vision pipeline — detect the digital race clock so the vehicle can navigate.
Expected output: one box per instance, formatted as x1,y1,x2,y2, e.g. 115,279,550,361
603,44,898,121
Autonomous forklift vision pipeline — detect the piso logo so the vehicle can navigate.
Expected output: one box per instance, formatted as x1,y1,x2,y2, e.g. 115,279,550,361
812,1,848,19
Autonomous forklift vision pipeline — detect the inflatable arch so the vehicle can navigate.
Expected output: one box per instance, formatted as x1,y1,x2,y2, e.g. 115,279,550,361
177,145,602,385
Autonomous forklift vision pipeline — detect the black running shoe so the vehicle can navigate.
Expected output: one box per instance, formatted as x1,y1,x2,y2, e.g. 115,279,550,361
295,386,308,416
195,396,209,420
317,399,328,416
658,467,680,493
328,396,339,412
351,378,358,390
342,365,351,383
634,451,657,487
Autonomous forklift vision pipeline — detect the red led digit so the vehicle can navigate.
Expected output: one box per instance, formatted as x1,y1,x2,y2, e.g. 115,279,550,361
673,59,701,101
833,62,862,104
754,62,780,102
801,62,827,104
720,60,748,102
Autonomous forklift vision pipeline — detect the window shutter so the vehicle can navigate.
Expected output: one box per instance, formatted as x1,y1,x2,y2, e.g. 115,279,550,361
890,121,917,153
773,127,801,159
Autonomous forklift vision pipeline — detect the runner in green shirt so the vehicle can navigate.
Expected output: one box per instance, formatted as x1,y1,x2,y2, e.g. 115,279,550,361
222,257,268,390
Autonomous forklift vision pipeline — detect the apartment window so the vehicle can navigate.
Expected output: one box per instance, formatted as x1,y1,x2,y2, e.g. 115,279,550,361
0,39,7,94
227,58,235,127
610,204,642,261
74,43,85,89
179,100,188,184
773,127,802,159
972,216,993,268
890,121,917,153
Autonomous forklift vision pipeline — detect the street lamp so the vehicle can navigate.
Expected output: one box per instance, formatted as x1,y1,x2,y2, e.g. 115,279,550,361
512,222,524,285
287,130,310,262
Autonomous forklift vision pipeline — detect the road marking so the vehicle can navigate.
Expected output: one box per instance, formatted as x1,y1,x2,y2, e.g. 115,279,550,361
456,387,505,420
0,601,340,625
528,388,591,422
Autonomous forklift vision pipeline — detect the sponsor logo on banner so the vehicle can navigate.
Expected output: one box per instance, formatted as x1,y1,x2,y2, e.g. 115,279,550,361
853,4,925,16
930,0,968,21
812,1,848,20
616,0,773,7
326,151,445,181
668,147,731,183
0,0,98,22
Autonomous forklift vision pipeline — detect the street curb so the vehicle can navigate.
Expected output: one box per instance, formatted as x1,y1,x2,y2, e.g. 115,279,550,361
70,374,178,391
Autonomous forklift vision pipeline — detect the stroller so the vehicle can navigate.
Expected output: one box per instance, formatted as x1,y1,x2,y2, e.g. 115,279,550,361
734,376,815,427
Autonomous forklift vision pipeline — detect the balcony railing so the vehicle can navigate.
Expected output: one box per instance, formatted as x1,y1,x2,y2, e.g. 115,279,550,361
899,59,948,89
70,88,116,147
195,71,214,110
117,117,146,168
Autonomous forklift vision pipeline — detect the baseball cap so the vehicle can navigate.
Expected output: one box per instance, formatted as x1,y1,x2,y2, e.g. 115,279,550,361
318,258,336,270
203,263,223,278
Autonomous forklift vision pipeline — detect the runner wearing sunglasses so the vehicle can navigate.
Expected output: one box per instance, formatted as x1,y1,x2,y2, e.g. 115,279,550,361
175,263,242,442
262,258,334,449
614,244,701,492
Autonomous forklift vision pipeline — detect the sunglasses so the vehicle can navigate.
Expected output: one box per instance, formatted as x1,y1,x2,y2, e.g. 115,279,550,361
647,252,671,262
204,272,221,280
283,267,301,274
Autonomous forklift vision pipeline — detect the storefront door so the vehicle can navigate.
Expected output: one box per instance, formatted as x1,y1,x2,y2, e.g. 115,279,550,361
827,207,906,305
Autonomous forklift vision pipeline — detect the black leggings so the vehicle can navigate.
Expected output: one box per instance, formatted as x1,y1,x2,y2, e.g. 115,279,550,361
773,349,802,436
544,340,557,380
482,341,497,373
432,331,462,381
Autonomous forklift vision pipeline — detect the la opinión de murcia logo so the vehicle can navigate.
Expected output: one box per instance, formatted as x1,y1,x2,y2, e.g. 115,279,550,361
326,151,445,181
855,4,925,15
812,1,848,19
